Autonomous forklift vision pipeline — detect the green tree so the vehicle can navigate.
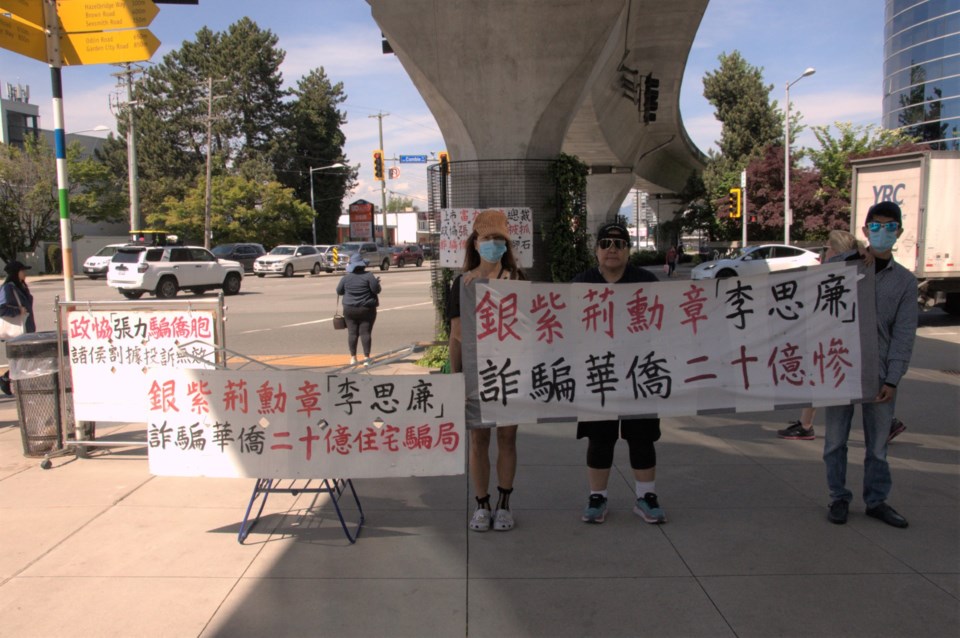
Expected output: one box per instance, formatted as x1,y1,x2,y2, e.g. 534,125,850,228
698,51,785,240
146,173,313,248
283,68,354,243
0,137,126,262
808,122,919,201
387,194,417,212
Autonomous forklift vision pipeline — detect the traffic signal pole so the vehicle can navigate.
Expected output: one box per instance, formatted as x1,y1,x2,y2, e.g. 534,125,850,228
369,112,390,247
741,170,748,248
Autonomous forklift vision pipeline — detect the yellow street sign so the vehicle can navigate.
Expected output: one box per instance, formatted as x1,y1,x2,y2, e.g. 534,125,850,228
0,13,47,63
60,28,159,65
56,0,159,33
0,0,44,29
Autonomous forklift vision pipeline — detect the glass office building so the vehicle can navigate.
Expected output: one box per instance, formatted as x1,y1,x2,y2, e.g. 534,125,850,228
883,0,960,150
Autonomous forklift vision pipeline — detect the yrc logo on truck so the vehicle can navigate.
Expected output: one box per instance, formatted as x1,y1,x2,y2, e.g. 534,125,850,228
873,183,906,205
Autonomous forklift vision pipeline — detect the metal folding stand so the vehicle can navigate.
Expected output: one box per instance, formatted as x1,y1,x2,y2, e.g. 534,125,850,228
237,477,365,544
175,345,368,545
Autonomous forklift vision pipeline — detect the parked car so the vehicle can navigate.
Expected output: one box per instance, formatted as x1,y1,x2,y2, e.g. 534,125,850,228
211,243,266,272
690,244,822,280
107,245,244,299
81,243,126,279
315,244,345,273
419,243,435,259
340,241,392,271
253,245,323,277
389,244,425,268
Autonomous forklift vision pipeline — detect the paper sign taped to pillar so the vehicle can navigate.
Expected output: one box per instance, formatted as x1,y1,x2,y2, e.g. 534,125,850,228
439,208,533,268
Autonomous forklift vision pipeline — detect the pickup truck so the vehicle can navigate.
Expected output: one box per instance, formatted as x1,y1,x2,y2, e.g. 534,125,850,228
340,241,392,271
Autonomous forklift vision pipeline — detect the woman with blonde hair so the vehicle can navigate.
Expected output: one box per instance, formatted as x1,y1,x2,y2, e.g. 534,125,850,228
447,209,524,531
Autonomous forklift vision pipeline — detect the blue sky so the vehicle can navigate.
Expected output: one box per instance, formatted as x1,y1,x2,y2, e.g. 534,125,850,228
1,0,884,209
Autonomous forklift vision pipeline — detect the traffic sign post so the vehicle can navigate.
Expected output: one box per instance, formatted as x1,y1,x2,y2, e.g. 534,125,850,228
60,28,160,65
0,13,46,62
57,0,159,32
0,0,44,28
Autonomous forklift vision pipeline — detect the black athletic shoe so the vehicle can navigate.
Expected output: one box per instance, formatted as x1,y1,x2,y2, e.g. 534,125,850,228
828,500,849,525
0,373,11,396
866,503,908,528
778,420,815,440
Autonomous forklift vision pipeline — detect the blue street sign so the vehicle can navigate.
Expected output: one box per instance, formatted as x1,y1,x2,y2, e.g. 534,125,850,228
399,154,428,163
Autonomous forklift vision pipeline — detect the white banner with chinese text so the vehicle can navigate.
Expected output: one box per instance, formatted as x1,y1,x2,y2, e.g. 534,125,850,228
67,310,218,421
146,369,465,479
460,262,878,426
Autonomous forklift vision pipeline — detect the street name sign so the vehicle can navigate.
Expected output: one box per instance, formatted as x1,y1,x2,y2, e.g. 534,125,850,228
60,27,159,65
57,0,159,33
0,13,46,62
0,0,43,27
399,154,428,163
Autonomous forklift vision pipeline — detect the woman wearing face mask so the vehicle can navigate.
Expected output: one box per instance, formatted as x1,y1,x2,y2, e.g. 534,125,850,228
447,209,525,532
0,261,36,396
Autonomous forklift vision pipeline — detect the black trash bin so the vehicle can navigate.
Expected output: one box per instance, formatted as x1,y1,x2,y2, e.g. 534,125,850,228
5,331,92,458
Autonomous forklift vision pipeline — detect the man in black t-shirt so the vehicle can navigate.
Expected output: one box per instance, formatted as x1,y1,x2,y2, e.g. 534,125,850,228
572,223,666,524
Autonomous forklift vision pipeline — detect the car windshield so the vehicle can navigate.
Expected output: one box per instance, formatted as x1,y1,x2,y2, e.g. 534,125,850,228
341,243,361,252
96,246,120,257
269,246,295,255
211,245,234,256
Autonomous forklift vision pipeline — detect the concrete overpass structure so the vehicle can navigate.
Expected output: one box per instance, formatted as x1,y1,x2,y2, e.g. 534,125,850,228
368,0,708,249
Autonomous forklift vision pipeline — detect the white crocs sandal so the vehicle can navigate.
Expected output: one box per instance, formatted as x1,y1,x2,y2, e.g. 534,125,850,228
493,508,514,531
469,507,493,532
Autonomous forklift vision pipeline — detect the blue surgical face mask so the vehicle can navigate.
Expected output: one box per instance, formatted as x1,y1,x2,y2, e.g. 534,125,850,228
867,227,898,252
478,239,508,263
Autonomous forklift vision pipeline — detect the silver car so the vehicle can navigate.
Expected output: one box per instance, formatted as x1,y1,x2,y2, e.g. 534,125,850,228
690,244,822,280
253,245,323,277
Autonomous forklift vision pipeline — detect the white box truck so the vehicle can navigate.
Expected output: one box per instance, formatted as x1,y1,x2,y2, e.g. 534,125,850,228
850,150,960,315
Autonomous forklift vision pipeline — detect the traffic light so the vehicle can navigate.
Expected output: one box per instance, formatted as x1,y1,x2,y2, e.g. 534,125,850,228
728,187,742,218
438,151,450,174
642,74,660,124
372,150,384,181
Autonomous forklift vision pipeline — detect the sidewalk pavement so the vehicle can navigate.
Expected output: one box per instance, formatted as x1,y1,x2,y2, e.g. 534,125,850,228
1,350,958,637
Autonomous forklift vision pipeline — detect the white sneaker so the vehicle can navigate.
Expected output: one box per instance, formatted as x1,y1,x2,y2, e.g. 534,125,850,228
349,356,357,365
493,508,514,531
468,507,493,532
363,359,370,368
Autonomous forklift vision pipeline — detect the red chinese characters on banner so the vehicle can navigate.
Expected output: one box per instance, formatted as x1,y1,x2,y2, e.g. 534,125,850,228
581,287,616,337
476,290,521,342
679,284,709,335
148,380,179,412
187,380,212,414
627,288,664,333
530,291,566,344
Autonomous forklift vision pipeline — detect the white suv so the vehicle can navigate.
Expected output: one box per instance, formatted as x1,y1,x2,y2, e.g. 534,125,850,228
107,245,244,299
253,244,323,277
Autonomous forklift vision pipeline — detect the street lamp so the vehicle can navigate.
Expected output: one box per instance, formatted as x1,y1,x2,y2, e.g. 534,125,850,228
68,125,110,135
309,163,347,245
783,67,815,245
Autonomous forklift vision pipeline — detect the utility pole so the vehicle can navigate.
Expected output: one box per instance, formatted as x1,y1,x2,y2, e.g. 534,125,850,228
202,78,226,249
369,111,390,247
110,64,143,237
204,77,214,249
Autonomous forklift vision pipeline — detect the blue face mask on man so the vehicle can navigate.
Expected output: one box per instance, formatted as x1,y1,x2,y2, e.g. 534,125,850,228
866,221,899,253
478,239,508,263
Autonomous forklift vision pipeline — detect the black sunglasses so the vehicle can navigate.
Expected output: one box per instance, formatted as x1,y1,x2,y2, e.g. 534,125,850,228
598,238,628,250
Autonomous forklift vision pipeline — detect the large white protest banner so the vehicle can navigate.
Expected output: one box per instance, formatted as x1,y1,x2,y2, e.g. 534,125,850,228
439,208,534,268
67,310,218,420
146,369,466,479
459,262,879,426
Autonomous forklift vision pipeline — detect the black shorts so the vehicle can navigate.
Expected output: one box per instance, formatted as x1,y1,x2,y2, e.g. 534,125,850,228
576,418,661,443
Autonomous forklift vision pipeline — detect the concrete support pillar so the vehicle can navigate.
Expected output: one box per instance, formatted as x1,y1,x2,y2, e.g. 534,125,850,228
586,173,636,236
